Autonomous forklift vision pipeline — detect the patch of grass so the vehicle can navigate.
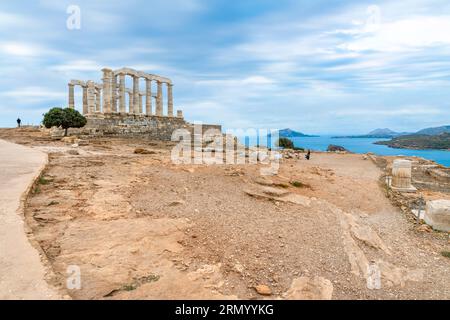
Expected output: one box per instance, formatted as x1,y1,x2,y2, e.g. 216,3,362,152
290,180,310,188
32,186,41,194
441,251,450,258
139,274,160,284
115,275,160,293
122,284,138,291
38,176,52,185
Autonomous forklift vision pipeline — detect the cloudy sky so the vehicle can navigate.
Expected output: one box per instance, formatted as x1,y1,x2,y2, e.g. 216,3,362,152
1,0,449,134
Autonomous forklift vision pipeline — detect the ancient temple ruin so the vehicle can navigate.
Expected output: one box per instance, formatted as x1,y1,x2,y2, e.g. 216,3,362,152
68,67,182,118
63,67,220,140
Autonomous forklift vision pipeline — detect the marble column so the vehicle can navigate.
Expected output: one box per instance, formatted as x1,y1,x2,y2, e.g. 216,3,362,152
145,79,152,115
138,93,143,114
177,110,183,118
132,76,140,114
119,74,126,113
87,81,96,114
68,84,75,109
391,159,416,192
82,86,88,114
128,91,133,113
95,88,101,113
102,68,113,113
156,81,163,116
111,75,118,113
167,83,173,117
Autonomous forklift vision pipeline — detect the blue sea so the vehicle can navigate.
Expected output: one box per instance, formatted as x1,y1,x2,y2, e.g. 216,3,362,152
290,136,450,168
240,135,450,167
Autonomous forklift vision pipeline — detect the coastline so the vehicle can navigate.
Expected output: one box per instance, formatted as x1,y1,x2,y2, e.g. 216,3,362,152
286,136,450,168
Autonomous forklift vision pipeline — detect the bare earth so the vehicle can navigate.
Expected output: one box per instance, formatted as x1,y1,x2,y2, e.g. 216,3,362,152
1,128,449,300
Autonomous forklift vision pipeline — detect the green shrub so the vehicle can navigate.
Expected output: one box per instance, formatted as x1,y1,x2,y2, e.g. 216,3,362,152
276,137,294,149
43,107,87,136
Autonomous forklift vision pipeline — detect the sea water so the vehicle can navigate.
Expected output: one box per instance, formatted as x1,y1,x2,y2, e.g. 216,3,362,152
291,136,450,168
239,135,450,167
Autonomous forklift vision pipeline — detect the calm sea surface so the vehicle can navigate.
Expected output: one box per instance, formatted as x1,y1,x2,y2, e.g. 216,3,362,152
291,136,450,168
240,135,450,167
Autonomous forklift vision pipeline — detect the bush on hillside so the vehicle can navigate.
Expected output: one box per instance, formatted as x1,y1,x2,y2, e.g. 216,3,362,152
43,107,87,136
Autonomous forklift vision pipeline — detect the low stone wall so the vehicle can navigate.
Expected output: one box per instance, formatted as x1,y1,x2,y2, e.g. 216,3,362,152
51,113,222,141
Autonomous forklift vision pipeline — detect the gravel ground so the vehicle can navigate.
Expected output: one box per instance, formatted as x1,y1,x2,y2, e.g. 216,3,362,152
1,128,448,300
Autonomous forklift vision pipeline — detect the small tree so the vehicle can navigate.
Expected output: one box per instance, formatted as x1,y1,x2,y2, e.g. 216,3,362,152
43,107,87,136
276,137,295,149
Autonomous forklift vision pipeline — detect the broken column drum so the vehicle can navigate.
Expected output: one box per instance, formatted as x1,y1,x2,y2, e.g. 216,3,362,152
391,159,413,190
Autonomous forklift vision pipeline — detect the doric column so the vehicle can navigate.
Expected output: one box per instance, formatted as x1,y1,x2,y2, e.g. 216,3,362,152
82,86,88,114
119,74,126,113
128,91,133,113
87,81,96,114
68,84,75,109
102,68,113,113
111,75,118,113
95,88,101,113
391,159,416,192
132,76,140,114
138,93,143,114
156,80,163,116
167,83,173,117
145,79,152,115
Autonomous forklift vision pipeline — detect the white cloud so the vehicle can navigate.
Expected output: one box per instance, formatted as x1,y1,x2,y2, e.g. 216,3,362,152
337,16,450,53
0,42,51,57
334,106,443,116
196,75,275,86
0,86,65,101
51,60,104,72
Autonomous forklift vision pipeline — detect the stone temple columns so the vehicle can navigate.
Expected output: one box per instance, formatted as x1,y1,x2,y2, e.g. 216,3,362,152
82,85,88,114
95,88,101,113
69,68,181,118
146,79,152,115
128,91,133,112
167,83,173,117
87,81,96,114
119,74,126,113
112,75,118,113
133,76,140,114
177,110,183,118
156,81,163,116
68,84,75,109
138,93,143,114
102,68,113,113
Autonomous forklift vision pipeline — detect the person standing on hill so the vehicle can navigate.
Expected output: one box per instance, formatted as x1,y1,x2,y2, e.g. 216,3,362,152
305,149,311,160
16,118,21,128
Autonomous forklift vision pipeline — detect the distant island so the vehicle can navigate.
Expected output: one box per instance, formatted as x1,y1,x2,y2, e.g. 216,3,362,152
330,125,450,151
332,128,410,139
272,128,319,138
375,133,450,150
415,125,450,136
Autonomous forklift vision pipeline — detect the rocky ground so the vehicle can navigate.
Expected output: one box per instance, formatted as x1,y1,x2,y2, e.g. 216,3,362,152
1,127,449,300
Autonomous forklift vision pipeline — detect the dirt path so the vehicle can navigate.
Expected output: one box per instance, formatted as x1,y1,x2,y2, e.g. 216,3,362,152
0,139,61,299
4,131,446,300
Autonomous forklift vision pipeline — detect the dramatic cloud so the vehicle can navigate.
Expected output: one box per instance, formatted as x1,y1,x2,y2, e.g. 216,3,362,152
0,0,449,134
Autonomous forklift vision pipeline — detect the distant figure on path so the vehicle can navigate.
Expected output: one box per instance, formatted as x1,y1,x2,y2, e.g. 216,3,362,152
305,149,311,160
17,118,21,128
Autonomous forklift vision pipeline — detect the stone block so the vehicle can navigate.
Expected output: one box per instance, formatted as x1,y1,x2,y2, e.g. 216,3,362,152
424,200,450,232
391,159,416,192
